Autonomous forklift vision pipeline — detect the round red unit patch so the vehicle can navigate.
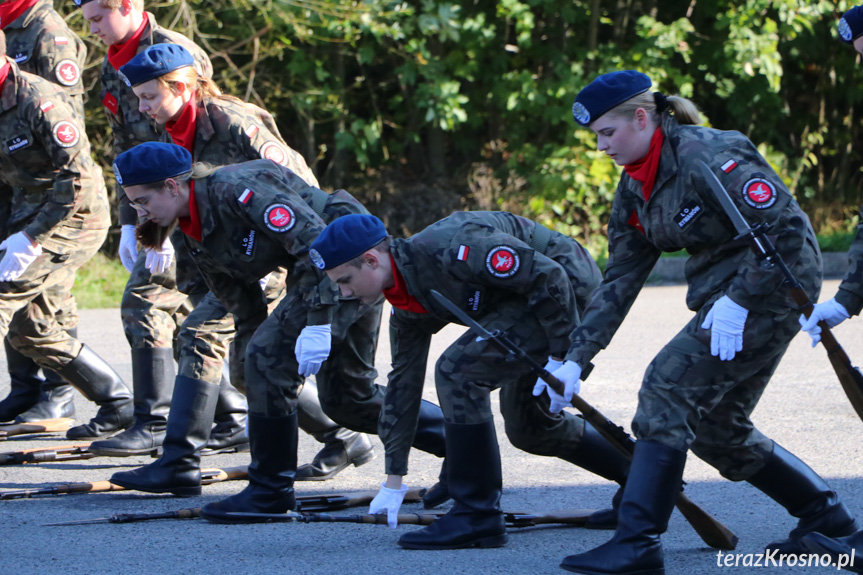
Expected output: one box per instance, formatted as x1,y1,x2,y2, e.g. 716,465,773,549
485,246,520,278
741,178,777,209
261,142,287,166
264,204,295,232
55,59,80,86
52,121,80,148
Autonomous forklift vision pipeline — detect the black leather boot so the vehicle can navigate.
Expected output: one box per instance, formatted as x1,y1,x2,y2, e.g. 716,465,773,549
563,422,630,530
802,529,863,573
410,399,449,509
560,439,687,575
200,411,298,523
398,420,507,550
1,340,75,422
111,375,219,497
423,458,450,509
295,380,374,481
57,345,134,440
748,442,858,555
90,348,174,456
202,370,249,455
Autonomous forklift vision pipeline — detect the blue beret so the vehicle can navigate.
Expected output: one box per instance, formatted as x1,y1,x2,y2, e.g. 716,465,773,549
572,70,652,127
113,142,192,187
839,6,863,43
72,0,95,6
119,44,194,87
309,214,388,271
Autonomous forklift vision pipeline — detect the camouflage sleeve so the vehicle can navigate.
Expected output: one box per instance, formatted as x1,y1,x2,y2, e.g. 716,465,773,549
33,24,85,100
835,205,863,316
700,143,807,310
249,106,319,188
21,96,90,243
381,310,447,476
566,190,660,368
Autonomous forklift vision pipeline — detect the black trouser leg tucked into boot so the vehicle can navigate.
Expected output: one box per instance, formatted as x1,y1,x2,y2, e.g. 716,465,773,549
295,380,374,481
560,439,687,575
111,375,219,497
410,399,449,509
200,411,298,523
563,422,630,530
58,345,134,440
747,442,858,556
201,368,249,454
398,420,507,550
90,347,175,456
802,529,863,573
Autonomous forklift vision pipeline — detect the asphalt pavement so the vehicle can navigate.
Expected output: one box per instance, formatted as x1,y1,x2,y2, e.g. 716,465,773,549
1,280,862,575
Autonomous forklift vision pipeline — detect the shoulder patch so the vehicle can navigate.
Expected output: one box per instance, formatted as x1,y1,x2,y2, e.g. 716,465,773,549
52,121,80,148
742,178,777,210
245,124,260,138
485,246,520,278
261,141,288,166
720,159,737,173
264,204,296,232
238,188,254,205
39,101,55,113
12,52,28,63
54,59,80,87
6,135,31,153
54,36,69,46
457,245,470,261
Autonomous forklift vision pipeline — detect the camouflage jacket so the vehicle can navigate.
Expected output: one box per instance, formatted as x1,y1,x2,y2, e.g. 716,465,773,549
382,211,602,475
567,114,821,369
99,12,212,225
0,59,108,251
835,207,863,316
3,0,86,116
162,95,318,188
182,159,364,363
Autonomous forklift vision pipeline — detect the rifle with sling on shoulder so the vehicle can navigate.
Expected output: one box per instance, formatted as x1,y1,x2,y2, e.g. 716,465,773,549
0,418,76,440
1,466,248,500
697,160,863,423
428,289,739,551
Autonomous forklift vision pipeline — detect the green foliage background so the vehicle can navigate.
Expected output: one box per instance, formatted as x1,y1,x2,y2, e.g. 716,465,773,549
60,0,863,261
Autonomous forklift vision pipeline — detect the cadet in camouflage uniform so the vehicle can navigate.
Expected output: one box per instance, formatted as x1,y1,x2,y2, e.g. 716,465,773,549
0,0,87,423
111,143,447,511
798,9,863,571
311,211,631,549
0,30,134,440
556,71,857,575
103,44,374,491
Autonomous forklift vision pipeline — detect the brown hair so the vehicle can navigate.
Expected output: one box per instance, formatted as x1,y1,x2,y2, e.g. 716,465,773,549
607,91,702,126
98,0,143,11
157,66,243,106
345,237,392,268
0,29,6,56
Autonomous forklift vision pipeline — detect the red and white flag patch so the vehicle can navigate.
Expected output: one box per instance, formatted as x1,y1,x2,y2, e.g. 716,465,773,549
52,121,80,148
457,245,469,261
39,101,55,113
720,159,737,173
54,36,69,46
238,188,254,205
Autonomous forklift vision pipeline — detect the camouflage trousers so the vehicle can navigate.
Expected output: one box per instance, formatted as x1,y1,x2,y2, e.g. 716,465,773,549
435,301,587,458
0,224,105,372
244,288,385,434
633,260,822,482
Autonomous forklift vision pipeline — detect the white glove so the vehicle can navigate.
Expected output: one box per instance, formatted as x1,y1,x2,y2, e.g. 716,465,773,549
799,298,850,347
258,272,273,292
701,295,748,361
144,236,174,275
0,232,42,282
368,482,409,529
532,359,581,413
294,324,332,376
118,224,138,272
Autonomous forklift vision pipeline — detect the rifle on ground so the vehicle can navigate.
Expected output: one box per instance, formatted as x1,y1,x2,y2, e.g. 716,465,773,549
698,160,863,423
0,418,75,440
43,487,429,525
0,443,94,465
429,289,739,551
1,466,248,500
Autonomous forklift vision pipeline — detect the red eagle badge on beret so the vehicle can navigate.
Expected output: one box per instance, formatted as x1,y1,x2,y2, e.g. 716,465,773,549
485,246,519,278
52,121,80,148
742,178,777,209
54,60,80,86
264,204,295,232
261,142,288,166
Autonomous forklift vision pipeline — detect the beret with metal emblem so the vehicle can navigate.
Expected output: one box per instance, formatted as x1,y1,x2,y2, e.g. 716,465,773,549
113,142,192,187
119,44,194,87
309,214,388,271
839,6,863,44
572,70,652,127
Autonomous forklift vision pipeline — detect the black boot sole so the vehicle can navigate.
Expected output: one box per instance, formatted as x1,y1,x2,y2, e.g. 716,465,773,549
111,478,202,497
88,446,163,457
398,533,508,550
560,565,664,575
295,449,375,481
201,442,251,456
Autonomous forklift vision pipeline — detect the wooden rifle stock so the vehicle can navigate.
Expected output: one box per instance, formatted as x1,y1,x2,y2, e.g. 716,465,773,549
0,418,75,440
0,444,94,465
220,509,595,527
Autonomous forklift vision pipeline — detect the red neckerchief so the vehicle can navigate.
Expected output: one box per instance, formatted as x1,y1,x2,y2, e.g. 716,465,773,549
165,94,197,154
0,60,10,87
623,128,664,201
0,0,38,30
177,180,201,241
106,17,148,70
382,255,427,313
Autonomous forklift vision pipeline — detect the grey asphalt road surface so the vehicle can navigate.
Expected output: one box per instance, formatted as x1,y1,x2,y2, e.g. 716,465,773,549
1,280,862,575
